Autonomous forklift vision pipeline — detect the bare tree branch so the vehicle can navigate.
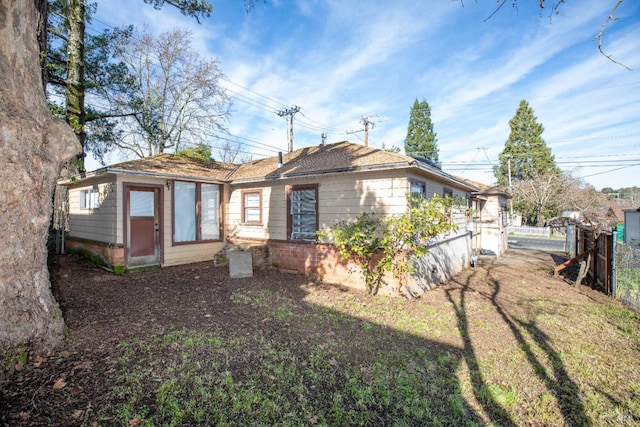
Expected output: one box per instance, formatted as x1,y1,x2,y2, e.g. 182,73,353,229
479,0,632,70
593,0,632,71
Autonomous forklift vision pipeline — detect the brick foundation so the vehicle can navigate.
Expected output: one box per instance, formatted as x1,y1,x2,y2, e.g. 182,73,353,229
65,238,125,269
227,237,402,292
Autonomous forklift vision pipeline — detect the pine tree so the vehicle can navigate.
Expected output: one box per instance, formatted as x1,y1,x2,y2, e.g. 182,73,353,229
404,98,439,164
494,100,559,187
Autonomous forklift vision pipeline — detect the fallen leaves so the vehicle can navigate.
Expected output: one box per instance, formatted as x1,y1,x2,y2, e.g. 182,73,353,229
53,378,67,390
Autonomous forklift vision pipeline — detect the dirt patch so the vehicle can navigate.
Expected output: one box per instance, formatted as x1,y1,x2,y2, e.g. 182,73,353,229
0,248,631,426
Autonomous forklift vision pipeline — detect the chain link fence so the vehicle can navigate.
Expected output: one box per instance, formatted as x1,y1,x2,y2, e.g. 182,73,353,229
614,242,640,310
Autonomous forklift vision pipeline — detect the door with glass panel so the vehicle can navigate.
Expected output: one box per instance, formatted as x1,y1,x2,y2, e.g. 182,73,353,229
125,185,162,267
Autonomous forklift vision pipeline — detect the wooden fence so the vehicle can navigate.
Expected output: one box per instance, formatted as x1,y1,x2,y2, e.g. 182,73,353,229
573,225,614,295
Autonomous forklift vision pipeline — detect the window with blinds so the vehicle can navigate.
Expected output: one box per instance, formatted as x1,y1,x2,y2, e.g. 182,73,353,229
289,185,318,240
174,181,221,243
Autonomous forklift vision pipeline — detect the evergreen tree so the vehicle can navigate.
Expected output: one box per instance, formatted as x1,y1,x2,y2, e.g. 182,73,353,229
494,100,560,187
404,98,439,164
47,0,134,167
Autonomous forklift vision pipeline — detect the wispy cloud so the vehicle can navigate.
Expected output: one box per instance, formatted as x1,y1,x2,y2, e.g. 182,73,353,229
90,0,640,189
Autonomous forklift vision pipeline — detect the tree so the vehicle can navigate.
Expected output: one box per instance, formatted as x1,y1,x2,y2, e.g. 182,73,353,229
483,1,631,70
510,172,609,226
104,27,230,159
404,98,439,164
47,0,134,169
511,173,565,226
494,100,560,187
1,0,226,361
0,0,81,357
176,142,214,161
561,174,608,224
214,139,250,164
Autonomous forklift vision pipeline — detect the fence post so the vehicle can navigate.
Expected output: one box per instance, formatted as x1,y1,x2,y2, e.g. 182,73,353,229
612,239,617,297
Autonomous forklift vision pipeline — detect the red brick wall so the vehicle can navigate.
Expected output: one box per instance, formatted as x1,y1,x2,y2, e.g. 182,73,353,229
65,237,125,268
228,237,402,292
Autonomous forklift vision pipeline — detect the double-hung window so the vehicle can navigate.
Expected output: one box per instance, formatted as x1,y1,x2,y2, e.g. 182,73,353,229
288,184,318,241
242,190,262,225
409,179,426,198
173,181,221,243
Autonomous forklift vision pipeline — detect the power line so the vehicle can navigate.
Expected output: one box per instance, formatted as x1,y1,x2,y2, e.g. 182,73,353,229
276,106,301,153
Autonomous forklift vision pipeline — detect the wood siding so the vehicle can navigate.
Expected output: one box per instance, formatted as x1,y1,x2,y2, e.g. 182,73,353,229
67,177,118,244
228,169,423,241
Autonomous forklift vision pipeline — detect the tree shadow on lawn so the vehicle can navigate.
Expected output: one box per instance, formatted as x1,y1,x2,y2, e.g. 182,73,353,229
3,255,491,426
444,253,591,427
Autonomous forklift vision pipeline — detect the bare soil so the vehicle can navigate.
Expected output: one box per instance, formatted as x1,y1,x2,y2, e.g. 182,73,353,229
0,248,624,426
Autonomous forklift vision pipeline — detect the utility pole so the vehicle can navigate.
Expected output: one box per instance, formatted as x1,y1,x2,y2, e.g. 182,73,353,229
507,155,513,225
361,116,375,147
276,105,301,153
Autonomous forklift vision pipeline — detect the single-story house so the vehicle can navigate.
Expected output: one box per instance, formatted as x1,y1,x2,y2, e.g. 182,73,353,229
58,141,503,295
57,154,236,269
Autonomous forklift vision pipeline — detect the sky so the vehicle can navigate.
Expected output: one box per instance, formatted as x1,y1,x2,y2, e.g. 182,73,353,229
87,0,640,190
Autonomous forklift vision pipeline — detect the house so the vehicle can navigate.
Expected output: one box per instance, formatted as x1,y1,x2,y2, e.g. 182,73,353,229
59,141,481,295
57,154,236,269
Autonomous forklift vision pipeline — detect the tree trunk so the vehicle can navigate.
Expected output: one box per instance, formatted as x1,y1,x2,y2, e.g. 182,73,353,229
0,0,81,357
66,0,87,171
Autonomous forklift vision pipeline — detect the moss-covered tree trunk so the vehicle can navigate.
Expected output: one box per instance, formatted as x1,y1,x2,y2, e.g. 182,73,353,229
66,0,87,170
0,0,81,358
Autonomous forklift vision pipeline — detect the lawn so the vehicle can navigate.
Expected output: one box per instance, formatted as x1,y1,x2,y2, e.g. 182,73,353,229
1,249,640,426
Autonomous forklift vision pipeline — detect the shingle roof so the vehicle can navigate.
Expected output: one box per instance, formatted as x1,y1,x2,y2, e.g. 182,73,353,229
61,141,478,192
107,153,238,181
229,141,414,181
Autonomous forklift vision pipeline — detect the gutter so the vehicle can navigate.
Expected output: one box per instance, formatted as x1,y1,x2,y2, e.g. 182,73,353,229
412,160,479,192
58,167,226,185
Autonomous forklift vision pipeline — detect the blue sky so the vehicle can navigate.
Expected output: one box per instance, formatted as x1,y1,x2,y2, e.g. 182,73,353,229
88,0,640,190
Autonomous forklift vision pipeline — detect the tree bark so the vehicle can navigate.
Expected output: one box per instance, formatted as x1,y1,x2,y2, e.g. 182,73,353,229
0,0,81,357
66,0,87,171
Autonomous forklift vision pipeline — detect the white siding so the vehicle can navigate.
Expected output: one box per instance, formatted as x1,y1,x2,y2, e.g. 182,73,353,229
228,170,410,241
69,174,226,267
67,177,118,244
228,168,474,242
625,211,640,248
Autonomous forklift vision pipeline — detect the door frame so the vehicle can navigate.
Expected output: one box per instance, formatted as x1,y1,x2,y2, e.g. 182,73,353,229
123,182,164,268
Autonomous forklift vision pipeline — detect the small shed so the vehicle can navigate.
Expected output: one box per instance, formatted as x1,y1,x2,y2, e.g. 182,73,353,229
623,208,640,249
471,186,512,257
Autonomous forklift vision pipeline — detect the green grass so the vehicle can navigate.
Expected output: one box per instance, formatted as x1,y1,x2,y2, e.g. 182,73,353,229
88,283,640,427
617,268,640,291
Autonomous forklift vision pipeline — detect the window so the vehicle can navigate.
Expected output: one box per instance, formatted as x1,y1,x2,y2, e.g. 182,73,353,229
288,184,318,240
242,190,262,225
80,187,100,210
409,179,426,197
443,187,453,198
174,181,221,243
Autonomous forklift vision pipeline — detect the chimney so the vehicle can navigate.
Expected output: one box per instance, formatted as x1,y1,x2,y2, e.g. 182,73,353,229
278,152,283,168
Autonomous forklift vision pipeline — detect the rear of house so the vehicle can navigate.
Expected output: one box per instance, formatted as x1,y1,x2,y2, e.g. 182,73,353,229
225,142,478,295
59,141,491,295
